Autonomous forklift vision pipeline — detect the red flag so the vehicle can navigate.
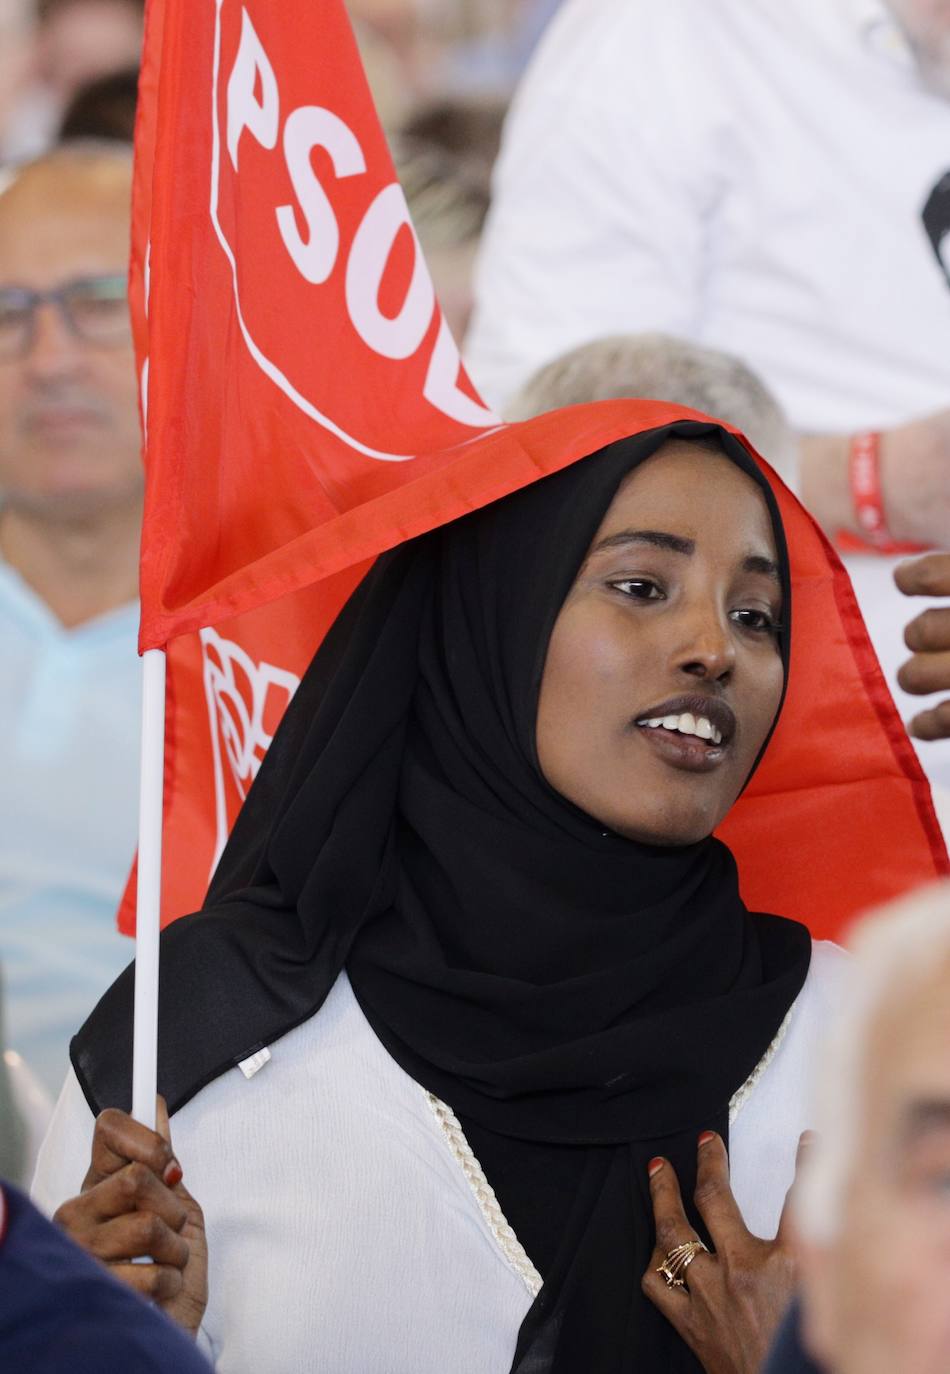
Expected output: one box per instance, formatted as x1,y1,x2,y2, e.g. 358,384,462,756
134,0,510,648
120,0,501,926
119,0,947,937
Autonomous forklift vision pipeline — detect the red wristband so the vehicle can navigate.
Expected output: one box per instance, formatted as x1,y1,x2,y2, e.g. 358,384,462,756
837,432,928,556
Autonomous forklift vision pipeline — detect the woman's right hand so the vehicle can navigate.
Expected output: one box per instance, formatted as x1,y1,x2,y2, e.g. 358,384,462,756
53,1097,208,1336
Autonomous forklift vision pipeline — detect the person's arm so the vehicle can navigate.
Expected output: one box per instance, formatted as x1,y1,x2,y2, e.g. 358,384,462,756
800,411,950,547
1,1184,213,1374
0,978,27,1184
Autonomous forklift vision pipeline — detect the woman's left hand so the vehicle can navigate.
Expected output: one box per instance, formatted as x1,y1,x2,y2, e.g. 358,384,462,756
641,1130,810,1374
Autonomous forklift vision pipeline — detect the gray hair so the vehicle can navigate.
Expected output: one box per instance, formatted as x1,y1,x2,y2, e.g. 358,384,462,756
392,136,492,252
795,880,950,1243
504,332,798,488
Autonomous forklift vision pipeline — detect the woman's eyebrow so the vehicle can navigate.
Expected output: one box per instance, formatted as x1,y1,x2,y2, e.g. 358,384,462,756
592,531,781,583
592,529,694,556
744,554,781,583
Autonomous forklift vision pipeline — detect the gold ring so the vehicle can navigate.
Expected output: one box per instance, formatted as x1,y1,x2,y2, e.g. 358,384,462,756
656,1239,709,1288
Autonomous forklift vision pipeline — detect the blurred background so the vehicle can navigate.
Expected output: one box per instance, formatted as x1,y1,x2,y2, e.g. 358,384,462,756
0,0,549,339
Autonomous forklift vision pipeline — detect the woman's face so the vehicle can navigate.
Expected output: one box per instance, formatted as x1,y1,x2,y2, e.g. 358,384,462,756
536,440,785,845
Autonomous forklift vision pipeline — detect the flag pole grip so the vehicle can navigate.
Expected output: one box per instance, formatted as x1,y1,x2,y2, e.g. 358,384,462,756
132,647,167,1131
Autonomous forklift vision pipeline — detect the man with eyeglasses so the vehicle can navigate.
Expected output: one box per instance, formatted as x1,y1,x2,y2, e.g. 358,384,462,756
0,140,140,1107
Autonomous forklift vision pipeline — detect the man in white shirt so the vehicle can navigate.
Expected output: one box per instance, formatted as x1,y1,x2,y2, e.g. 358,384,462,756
466,0,950,789
0,141,140,1095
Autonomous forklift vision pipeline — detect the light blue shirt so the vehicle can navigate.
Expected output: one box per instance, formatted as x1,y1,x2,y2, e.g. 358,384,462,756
0,561,140,1095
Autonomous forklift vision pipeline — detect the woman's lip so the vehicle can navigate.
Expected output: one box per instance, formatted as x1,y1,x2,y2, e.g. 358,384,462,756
635,722,728,773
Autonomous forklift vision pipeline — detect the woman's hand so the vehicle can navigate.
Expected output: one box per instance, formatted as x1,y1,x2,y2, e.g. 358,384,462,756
53,1097,208,1336
641,1130,810,1374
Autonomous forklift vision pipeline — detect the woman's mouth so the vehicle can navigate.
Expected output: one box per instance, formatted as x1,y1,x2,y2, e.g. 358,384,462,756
633,702,735,773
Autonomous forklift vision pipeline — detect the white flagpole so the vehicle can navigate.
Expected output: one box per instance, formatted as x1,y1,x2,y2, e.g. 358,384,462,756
131,646,167,1130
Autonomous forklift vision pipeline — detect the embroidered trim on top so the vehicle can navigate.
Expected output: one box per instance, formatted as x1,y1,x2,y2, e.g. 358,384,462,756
425,1092,543,1298
728,1002,795,1125
426,995,797,1291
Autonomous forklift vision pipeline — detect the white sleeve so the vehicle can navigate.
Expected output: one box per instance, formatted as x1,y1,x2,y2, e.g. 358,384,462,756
728,939,850,1239
464,0,720,410
30,1066,97,1216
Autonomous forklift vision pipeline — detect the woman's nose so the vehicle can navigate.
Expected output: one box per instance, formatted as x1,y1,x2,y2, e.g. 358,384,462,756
674,606,736,682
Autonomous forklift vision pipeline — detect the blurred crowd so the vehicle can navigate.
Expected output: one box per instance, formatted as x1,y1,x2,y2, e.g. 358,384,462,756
0,0,543,332
1,3,950,1372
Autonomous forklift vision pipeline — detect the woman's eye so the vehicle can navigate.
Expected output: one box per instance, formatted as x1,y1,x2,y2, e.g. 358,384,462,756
609,578,664,601
730,608,781,635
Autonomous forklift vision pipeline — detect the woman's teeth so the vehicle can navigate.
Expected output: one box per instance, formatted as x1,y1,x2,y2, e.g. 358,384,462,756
636,713,723,745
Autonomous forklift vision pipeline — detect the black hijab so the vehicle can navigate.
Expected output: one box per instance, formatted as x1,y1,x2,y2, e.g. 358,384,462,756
74,420,811,1373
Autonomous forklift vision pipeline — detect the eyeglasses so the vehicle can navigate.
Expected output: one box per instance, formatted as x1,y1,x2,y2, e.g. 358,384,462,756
0,274,131,361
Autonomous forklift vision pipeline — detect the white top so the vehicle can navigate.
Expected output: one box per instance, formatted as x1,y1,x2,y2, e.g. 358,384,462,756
464,0,950,795
466,0,950,428
34,944,846,1374
0,561,140,1095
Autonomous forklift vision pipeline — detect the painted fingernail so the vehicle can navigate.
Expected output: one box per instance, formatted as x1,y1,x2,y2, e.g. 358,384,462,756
647,1157,665,1178
698,1131,716,1148
163,1160,183,1187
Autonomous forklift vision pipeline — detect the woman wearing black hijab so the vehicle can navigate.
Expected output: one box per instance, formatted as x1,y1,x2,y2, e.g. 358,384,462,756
36,420,885,1371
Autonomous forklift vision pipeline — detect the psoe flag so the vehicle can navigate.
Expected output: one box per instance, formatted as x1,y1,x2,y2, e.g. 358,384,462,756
135,0,509,650
118,0,947,937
